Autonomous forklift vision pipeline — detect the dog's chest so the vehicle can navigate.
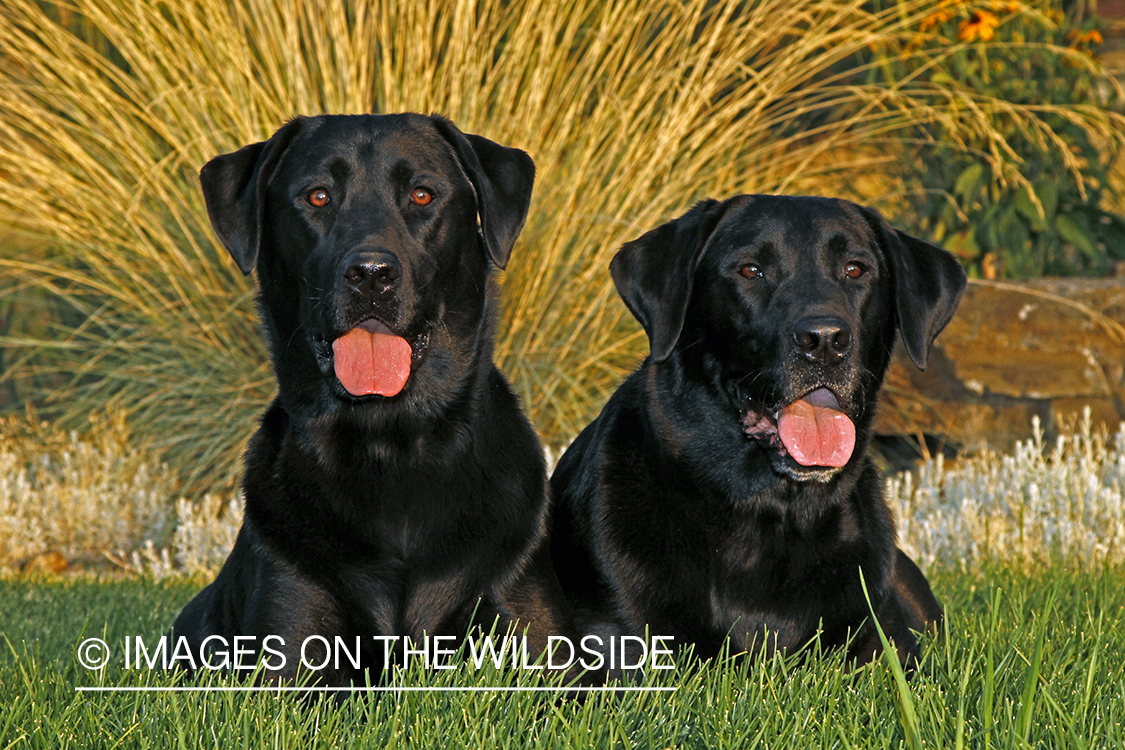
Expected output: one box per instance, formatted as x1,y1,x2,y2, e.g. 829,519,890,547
337,557,480,638
703,500,869,643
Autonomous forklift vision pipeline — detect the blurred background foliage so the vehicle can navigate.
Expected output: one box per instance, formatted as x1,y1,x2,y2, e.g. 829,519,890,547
1,0,1123,496
865,0,1125,277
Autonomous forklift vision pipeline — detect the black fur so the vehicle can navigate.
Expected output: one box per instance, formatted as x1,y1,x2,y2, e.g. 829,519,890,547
551,195,965,669
173,114,572,686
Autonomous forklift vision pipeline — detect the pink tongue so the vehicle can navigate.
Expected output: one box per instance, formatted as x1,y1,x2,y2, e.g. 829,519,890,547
777,389,856,468
332,327,412,397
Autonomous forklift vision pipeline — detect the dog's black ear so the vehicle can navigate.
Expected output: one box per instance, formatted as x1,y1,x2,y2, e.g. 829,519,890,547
199,119,304,275
861,207,967,370
431,117,535,270
610,199,730,362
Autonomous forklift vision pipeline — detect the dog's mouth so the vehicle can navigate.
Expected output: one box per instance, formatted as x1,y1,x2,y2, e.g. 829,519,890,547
741,387,856,470
324,318,429,398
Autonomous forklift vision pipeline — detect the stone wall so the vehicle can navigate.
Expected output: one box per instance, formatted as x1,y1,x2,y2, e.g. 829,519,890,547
875,278,1125,453
1101,0,1125,84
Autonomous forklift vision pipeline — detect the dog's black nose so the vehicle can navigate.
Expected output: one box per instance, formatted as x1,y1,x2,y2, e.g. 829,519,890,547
343,251,401,298
793,317,852,362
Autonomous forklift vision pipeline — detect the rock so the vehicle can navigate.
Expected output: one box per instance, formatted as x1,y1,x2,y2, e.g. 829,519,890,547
876,278,1125,453
22,551,68,574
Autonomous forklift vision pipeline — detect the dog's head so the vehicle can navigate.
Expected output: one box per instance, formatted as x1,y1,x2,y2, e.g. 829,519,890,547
199,114,534,420
611,195,966,482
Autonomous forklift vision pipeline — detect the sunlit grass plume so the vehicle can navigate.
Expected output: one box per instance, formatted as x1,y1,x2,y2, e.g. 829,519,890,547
2,0,1122,492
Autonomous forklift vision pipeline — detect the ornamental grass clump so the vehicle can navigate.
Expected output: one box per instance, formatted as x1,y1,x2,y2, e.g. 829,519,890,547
890,409,1125,569
2,0,1123,493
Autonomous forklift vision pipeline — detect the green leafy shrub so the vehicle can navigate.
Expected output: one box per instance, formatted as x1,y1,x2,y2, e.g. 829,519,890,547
867,0,1125,277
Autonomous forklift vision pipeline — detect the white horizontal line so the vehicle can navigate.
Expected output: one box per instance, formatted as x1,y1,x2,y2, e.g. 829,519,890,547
76,686,676,693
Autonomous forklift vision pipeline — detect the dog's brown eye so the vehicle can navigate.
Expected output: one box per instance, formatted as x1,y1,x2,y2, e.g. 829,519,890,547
410,188,433,206
845,262,865,279
307,188,330,208
740,264,763,279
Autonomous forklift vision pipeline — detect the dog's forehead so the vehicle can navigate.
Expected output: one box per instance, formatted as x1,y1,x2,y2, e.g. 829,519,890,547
710,196,876,255
287,114,459,176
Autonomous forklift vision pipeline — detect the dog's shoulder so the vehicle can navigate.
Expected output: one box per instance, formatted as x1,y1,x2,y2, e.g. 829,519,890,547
551,367,652,502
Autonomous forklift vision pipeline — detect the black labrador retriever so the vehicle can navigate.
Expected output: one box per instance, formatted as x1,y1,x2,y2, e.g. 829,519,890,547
550,195,965,669
171,114,573,686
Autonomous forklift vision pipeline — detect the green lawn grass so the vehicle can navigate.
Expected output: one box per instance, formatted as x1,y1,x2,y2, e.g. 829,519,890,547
2,566,1122,748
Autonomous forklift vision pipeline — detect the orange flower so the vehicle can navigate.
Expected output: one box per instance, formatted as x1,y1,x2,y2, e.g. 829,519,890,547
959,10,1000,42
1068,29,1104,46
920,9,956,32
989,1,1021,13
